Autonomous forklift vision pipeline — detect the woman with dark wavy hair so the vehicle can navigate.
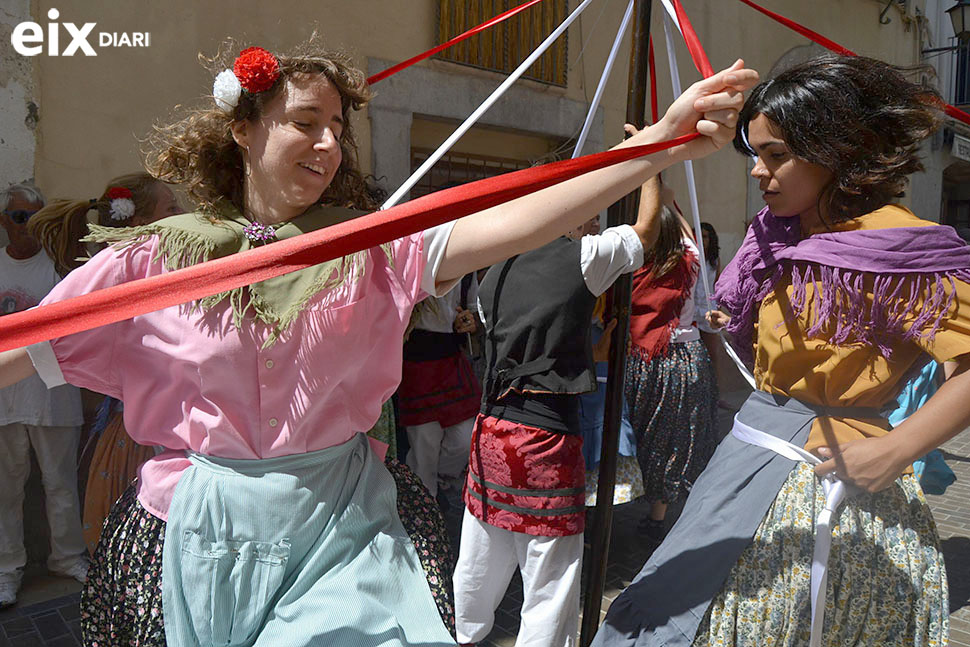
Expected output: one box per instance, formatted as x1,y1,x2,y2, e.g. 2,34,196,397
0,38,755,646
595,54,963,647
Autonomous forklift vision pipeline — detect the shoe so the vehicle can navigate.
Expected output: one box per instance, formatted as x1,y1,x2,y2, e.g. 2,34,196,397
52,559,89,584
0,571,22,609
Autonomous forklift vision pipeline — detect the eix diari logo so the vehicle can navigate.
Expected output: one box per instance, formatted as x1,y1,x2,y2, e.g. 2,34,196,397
10,8,150,56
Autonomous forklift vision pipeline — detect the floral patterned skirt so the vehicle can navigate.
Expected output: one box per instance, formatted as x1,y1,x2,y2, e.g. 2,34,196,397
585,456,645,506
464,414,586,537
80,458,454,645
624,339,719,504
693,462,949,647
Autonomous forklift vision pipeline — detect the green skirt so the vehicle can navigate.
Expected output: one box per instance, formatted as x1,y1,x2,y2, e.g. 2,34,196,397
694,462,949,647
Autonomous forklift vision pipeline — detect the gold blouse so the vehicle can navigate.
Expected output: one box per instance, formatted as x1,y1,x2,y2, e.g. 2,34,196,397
753,205,970,454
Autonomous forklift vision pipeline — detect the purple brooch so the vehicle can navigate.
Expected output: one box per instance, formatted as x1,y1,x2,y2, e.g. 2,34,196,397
243,221,278,244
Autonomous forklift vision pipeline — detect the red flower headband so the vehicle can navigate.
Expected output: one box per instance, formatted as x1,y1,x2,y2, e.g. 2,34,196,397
105,186,133,200
233,47,280,93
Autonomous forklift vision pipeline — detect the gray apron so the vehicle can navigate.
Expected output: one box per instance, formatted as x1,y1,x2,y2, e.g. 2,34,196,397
592,390,881,647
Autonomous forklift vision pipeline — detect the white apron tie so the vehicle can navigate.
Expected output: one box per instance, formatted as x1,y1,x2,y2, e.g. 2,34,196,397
732,416,848,647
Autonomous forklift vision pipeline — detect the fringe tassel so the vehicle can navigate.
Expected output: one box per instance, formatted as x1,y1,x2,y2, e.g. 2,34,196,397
773,263,967,359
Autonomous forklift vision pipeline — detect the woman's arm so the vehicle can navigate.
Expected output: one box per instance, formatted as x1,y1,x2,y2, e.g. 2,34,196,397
0,348,37,389
631,174,662,250
436,61,758,282
816,353,970,492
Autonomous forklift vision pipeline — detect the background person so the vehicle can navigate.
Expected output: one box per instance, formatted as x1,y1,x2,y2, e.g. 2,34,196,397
28,173,183,554
0,182,87,609
454,170,664,647
399,274,482,501
624,203,718,543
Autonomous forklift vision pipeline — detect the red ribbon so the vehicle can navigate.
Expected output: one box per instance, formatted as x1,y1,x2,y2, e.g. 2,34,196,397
671,0,714,78
735,0,970,128
734,0,855,57
366,0,547,85
0,134,698,353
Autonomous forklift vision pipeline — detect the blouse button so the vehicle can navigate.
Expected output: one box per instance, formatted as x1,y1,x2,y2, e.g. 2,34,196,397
265,359,275,369
269,417,279,427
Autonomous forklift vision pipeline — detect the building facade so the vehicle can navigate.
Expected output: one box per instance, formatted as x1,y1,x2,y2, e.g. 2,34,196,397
1,0,966,254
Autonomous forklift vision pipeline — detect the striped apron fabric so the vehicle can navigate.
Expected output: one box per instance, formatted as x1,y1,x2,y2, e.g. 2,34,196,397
464,414,586,537
161,432,457,647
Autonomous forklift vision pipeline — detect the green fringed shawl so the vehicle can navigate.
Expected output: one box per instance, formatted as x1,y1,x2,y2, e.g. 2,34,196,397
83,202,393,346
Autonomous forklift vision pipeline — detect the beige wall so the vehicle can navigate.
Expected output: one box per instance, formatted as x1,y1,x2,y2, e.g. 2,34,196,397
17,0,926,254
27,0,629,197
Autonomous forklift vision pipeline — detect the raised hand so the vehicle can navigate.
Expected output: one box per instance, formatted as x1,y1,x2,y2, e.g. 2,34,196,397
631,59,759,161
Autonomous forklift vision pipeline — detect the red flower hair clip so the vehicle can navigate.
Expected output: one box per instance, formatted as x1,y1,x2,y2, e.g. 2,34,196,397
233,47,280,93
105,187,133,200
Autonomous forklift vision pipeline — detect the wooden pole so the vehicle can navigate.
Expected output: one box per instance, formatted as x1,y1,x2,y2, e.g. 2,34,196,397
579,0,651,644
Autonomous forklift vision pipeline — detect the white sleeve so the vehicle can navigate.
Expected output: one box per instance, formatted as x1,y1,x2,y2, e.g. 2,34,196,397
25,340,68,388
421,222,461,297
579,225,645,296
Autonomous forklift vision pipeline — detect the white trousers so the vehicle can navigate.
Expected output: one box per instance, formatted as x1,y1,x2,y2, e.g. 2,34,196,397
453,509,582,647
405,416,475,497
0,423,87,574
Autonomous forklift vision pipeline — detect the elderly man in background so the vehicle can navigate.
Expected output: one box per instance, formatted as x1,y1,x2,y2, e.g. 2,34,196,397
0,182,87,608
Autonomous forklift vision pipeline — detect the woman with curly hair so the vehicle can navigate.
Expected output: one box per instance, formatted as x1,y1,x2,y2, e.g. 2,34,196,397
0,39,754,646
595,54,962,647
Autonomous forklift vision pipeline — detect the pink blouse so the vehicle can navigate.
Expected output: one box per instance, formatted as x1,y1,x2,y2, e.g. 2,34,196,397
27,226,455,520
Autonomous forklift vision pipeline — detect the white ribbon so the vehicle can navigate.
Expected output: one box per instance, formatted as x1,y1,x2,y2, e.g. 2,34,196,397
572,0,636,159
658,3,758,389
382,0,597,210
731,415,847,647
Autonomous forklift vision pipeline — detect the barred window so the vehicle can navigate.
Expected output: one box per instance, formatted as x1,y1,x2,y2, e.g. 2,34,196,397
436,0,568,86
409,148,533,199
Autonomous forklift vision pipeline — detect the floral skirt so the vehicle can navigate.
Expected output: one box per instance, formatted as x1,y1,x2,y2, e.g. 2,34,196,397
624,340,719,504
693,462,949,647
80,458,455,645
464,414,586,537
585,456,645,506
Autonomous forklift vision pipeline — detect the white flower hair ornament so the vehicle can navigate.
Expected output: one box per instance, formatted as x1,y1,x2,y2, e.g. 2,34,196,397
105,187,136,222
213,69,242,113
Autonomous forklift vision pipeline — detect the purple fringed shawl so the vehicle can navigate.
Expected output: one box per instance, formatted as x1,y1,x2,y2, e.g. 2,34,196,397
714,206,970,364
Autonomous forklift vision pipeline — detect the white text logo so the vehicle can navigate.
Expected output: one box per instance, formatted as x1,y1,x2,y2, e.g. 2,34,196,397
11,9,150,56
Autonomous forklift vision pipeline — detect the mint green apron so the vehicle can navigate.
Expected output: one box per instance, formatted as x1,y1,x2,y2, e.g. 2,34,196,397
161,433,456,646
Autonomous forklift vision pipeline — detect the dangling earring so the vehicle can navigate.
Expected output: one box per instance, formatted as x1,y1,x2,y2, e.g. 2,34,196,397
242,146,251,178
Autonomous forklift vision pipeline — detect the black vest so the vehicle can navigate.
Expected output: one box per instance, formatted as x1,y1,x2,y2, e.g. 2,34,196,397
478,237,597,432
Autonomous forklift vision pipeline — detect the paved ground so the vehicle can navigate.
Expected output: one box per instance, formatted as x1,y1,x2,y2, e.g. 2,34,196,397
3,392,968,646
